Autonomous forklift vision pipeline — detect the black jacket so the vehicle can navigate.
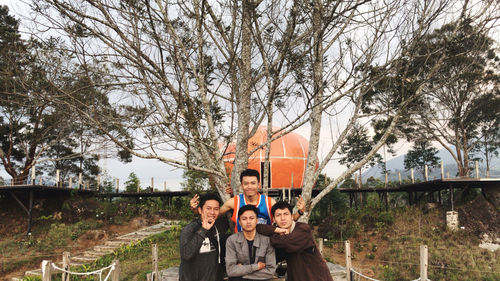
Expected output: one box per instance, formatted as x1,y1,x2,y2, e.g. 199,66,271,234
179,218,228,281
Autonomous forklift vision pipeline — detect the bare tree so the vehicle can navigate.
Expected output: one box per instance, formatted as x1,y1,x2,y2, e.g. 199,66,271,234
24,0,500,218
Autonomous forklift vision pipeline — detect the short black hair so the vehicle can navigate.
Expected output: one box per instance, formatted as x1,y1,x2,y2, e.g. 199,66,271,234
238,204,259,218
271,201,293,216
199,193,222,209
240,169,260,183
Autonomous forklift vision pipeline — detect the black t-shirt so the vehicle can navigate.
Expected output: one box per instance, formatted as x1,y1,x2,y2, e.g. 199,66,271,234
246,239,255,264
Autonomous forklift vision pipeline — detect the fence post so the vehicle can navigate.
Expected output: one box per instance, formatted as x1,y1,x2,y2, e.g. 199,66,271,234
411,168,415,184
441,161,444,180
112,259,120,281
116,179,119,193
69,177,73,189
384,172,388,187
164,181,167,191
398,171,401,185
42,260,52,281
151,177,154,192
40,177,43,185
475,160,479,178
317,238,323,256
31,166,36,185
345,240,351,281
56,170,60,187
78,173,83,189
424,165,428,181
62,252,70,281
420,245,428,281
152,244,158,280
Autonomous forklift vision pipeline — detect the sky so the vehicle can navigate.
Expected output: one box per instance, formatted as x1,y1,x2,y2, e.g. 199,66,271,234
0,0,419,190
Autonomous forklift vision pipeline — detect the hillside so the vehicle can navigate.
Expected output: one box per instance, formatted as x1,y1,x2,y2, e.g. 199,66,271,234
320,194,500,281
1,191,499,281
0,195,191,280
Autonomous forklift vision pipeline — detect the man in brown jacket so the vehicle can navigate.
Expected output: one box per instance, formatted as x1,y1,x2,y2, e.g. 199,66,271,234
256,201,333,281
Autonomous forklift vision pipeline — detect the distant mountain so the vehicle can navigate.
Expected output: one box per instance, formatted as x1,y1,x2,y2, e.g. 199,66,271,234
363,148,500,182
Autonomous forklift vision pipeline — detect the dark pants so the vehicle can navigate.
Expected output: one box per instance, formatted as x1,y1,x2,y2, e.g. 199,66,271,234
229,277,269,281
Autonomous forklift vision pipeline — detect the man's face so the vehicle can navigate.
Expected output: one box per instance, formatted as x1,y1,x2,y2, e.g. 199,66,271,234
274,208,292,229
198,199,220,223
241,176,260,197
240,210,258,233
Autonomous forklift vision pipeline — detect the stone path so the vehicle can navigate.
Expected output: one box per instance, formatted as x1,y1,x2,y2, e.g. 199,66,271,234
153,262,347,281
13,221,177,280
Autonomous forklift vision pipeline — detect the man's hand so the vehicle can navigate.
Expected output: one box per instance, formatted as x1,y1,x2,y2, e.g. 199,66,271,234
296,195,305,214
257,261,266,270
200,211,215,230
224,184,233,196
274,227,289,235
190,194,199,210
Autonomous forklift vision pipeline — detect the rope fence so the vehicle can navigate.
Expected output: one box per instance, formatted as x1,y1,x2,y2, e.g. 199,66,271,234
349,268,430,281
40,258,120,281
29,238,497,281
345,241,432,281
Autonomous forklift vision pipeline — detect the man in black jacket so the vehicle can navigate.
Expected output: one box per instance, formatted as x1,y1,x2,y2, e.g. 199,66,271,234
179,193,227,281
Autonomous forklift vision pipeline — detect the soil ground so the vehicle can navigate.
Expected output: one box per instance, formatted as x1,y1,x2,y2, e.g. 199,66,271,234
0,197,161,280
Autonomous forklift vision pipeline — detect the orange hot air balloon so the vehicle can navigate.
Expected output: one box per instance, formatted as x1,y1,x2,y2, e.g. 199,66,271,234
223,127,314,189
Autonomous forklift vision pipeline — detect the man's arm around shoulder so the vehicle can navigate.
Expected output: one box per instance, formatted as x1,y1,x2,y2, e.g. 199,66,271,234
219,197,234,216
256,224,277,236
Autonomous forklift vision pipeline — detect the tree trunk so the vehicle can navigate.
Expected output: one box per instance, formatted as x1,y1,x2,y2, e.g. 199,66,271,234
230,0,253,194
300,0,324,222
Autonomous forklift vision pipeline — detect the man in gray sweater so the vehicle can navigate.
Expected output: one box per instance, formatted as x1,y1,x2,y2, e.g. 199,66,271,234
179,193,227,281
225,205,276,281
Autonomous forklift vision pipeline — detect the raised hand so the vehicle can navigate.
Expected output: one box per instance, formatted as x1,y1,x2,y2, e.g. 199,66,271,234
190,194,200,210
201,211,215,230
225,184,233,195
296,195,305,214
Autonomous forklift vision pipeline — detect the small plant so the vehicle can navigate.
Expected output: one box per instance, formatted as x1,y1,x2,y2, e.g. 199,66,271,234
355,242,364,252
366,253,375,259
379,265,402,281
21,276,42,281
336,244,345,254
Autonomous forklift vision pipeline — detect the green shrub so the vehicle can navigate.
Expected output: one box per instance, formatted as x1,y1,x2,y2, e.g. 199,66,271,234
379,265,402,281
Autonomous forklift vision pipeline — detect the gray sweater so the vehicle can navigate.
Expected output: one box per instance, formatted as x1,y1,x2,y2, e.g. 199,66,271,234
225,232,276,280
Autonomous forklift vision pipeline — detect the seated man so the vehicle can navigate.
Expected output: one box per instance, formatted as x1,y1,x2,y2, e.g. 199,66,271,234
256,201,333,281
225,205,276,281
179,193,227,281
